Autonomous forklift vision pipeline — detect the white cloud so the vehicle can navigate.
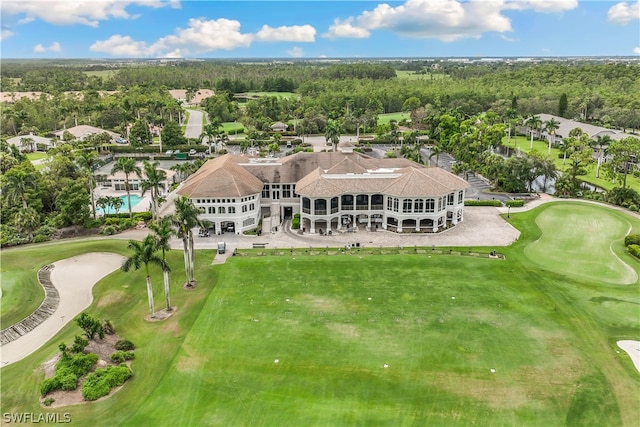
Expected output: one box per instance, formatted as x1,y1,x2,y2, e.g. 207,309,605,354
0,29,14,40
91,18,253,57
0,0,180,27
607,1,639,25
153,18,253,54
504,0,578,13
286,47,305,57
355,0,513,42
634,47,640,55
255,25,316,42
33,41,62,53
323,17,370,39
499,34,518,42
90,35,154,56
325,0,578,42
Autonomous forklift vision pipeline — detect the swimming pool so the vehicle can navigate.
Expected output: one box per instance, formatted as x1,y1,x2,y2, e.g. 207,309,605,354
96,195,143,215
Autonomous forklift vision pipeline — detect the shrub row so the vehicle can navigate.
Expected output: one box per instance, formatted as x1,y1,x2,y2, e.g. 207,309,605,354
291,213,301,229
114,339,136,351
464,200,503,207
628,244,640,258
110,351,135,363
82,365,133,401
505,200,525,207
40,353,98,396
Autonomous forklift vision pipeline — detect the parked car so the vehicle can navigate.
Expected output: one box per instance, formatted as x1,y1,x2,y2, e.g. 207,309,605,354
115,137,128,144
189,149,197,155
217,242,226,254
165,150,173,156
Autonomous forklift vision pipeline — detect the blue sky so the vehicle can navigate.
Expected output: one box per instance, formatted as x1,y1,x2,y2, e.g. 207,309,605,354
1,1,638,58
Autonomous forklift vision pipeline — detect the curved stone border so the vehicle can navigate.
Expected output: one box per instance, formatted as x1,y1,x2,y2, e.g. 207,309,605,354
0,264,59,345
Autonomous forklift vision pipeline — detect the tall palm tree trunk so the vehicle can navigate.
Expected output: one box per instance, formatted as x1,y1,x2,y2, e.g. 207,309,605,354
163,269,171,311
182,236,191,285
188,232,196,283
146,276,156,318
125,175,133,218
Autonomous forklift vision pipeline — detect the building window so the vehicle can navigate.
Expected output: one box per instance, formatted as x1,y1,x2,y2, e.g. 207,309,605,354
218,207,226,214
458,191,463,204
242,205,247,213
414,199,423,213
208,207,215,214
302,197,311,214
249,203,255,210
229,207,235,214
393,198,399,212
262,184,270,199
438,197,443,211
426,199,435,213
403,199,412,213
283,184,291,198
447,193,454,206
387,197,393,211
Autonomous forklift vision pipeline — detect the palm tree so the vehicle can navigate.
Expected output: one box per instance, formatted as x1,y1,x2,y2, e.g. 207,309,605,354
2,169,38,209
543,118,560,155
76,150,102,219
428,143,444,167
109,195,124,216
96,196,110,215
199,123,219,153
172,196,203,287
14,206,40,242
525,114,542,150
592,135,611,178
149,216,173,311
111,157,141,219
325,119,341,152
121,235,167,318
141,160,167,221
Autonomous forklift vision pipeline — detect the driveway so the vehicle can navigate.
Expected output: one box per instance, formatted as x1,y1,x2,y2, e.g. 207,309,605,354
183,108,205,139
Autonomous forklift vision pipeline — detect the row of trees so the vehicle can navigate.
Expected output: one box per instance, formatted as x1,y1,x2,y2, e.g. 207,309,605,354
121,196,202,318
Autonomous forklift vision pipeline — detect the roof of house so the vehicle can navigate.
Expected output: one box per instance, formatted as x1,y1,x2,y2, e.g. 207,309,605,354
270,121,288,129
52,125,120,139
169,89,215,105
537,113,635,141
177,155,264,198
6,134,55,146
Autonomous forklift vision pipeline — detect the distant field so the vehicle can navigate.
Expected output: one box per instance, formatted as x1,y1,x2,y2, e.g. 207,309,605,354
83,70,117,78
238,92,298,99
221,122,245,134
26,152,47,161
395,70,450,80
378,112,409,126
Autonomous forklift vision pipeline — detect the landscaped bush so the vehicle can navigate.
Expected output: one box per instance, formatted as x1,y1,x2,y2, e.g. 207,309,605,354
464,200,503,207
82,365,132,401
114,339,136,351
110,351,135,363
292,214,300,229
40,353,98,396
624,234,640,247
628,244,640,259
71,335,89,353
505,200,525,207
100,225,117,235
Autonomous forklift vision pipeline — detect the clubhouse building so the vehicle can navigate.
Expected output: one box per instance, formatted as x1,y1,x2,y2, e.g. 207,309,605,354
177,149,469,235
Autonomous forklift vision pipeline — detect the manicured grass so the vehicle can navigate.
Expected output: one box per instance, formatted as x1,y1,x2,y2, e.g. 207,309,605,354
524,203,638,284
378,112,409,126
240,91,298,99
26,152,47,161
1,202,639,426
83,70,117,78
221,122,245,134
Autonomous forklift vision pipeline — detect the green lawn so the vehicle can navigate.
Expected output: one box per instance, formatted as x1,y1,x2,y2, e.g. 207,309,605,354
395,70,450,80
504,135,640,193
221,122,245,135
378,112,409,126
26,152,47,161
83,70,117,78
239,91,298,99
1,202,639,426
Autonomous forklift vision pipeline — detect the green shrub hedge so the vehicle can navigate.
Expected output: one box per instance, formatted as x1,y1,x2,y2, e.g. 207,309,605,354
40,353,98,396
110,351,135,363
292,214,301,229
505,200,525,207
114,339,135,351
628,244,640,259
624,234,640,247
464,200,503,207
82,365,132,401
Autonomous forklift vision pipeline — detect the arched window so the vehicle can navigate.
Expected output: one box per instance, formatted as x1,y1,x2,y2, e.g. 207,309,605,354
218,207,226,214
229,207,236,214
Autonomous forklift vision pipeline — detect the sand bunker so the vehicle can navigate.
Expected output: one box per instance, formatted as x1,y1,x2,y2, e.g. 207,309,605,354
617,340,640,373
0,253,124,367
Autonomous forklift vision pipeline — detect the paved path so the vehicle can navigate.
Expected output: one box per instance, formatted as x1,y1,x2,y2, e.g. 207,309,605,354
183,108,205,139
0,253,125,367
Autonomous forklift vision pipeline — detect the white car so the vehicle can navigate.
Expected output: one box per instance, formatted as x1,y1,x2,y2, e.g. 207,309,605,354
165,150,173,156
189,149,197,155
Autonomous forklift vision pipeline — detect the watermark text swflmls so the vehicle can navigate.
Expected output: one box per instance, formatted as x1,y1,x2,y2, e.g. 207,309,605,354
3,412,71,424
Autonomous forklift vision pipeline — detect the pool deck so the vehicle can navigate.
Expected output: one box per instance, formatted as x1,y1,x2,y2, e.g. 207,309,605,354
94,188,153,215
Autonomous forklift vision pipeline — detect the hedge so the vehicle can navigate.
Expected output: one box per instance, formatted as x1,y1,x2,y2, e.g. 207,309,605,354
628,244,640,259
624,234,640,247
505,200,525,207
82,365,132,401
464,200,503,207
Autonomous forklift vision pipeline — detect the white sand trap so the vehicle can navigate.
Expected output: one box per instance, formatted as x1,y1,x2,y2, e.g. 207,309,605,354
0,252,124,367
617,340,640,373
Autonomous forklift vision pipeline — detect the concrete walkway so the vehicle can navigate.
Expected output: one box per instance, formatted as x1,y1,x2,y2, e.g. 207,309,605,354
0,253,125,367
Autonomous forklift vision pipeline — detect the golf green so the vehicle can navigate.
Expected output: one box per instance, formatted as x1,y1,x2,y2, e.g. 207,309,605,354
524,203,638,285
